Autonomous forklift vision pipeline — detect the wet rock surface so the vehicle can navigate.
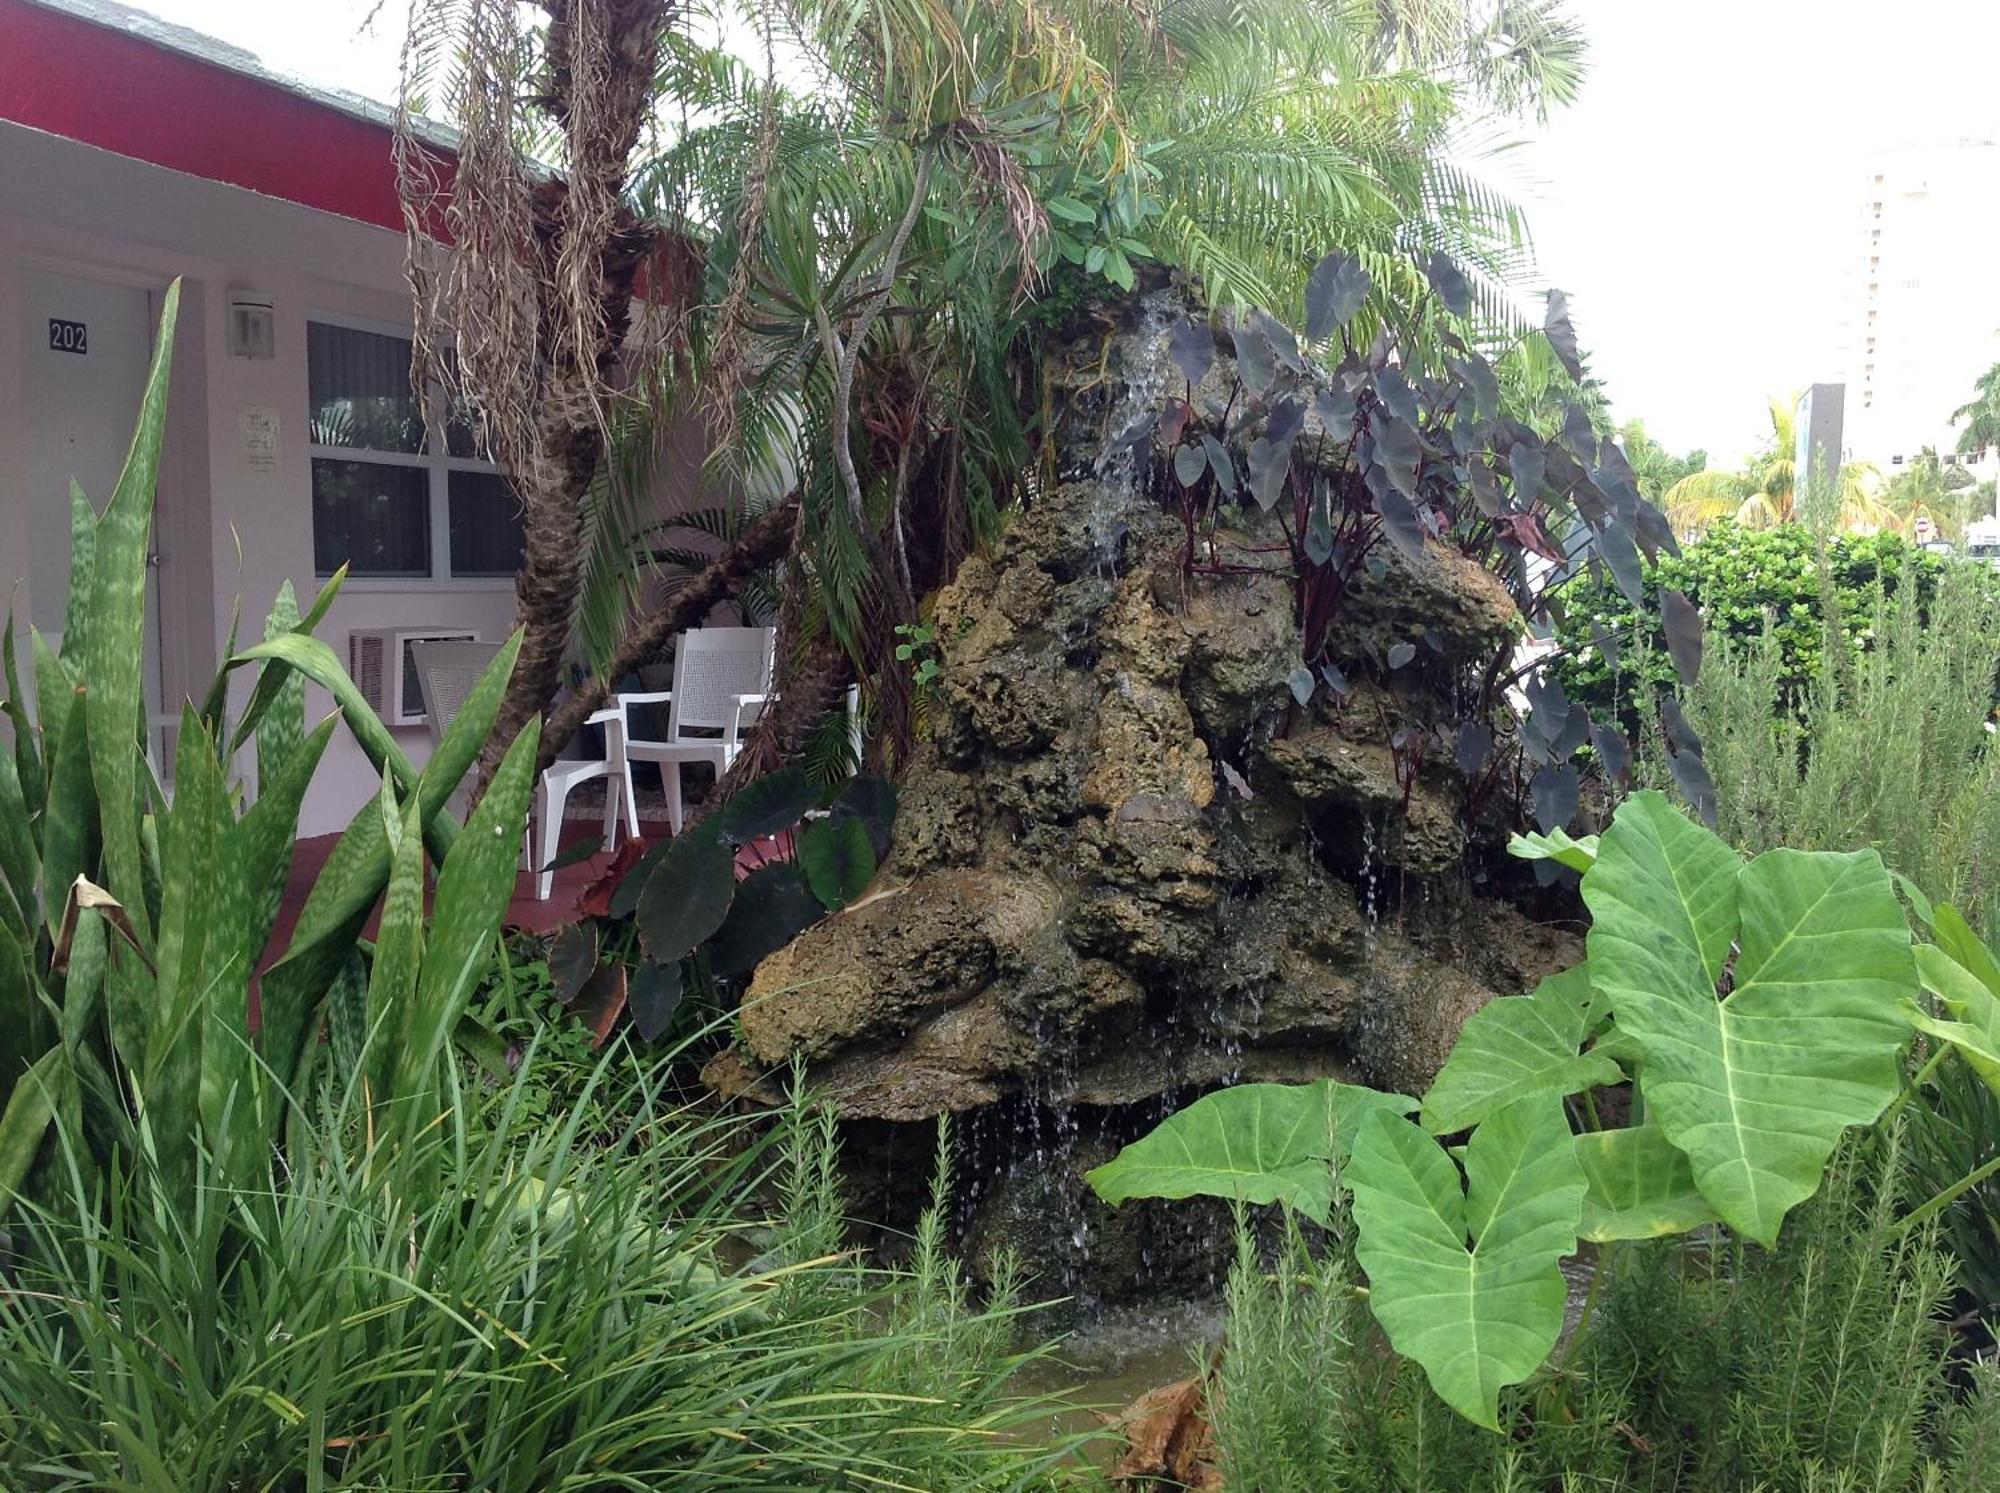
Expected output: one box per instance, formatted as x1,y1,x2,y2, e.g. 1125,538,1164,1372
730,279,1578,1297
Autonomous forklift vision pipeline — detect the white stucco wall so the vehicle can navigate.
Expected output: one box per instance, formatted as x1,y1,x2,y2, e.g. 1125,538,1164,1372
0,120,709,836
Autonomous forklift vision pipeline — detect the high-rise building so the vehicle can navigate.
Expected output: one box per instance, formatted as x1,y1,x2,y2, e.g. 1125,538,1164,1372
1841,141,2000,478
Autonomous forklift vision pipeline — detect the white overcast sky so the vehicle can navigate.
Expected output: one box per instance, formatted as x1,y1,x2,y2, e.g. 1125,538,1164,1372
129,0,2000,466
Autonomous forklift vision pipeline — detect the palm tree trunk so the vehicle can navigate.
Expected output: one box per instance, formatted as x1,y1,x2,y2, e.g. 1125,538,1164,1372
468,0,672,790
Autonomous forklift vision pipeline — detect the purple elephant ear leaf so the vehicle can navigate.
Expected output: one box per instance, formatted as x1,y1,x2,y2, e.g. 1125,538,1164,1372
1426,251,1472,317
1530,763,1580,833
1544,288,1583,380
1662,588,1703,686
1171,317,1214,388
1306,251,1371,340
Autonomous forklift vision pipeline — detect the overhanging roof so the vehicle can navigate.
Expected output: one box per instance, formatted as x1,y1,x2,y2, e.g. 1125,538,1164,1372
0,0,452,233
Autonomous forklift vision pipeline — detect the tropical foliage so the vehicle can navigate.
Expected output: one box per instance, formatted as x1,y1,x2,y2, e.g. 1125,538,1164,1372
0,284,540,1219
1883,445,1994,540
1081,789,2000,1432
403,0,1600,805
0,277,1088,1491
1202,1143,2000,1490
543,764,896,1043
1951,360,2000,458
1662,393,1894,535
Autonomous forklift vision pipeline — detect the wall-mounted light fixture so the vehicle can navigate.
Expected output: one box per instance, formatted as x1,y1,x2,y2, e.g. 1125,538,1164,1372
227,292,276,360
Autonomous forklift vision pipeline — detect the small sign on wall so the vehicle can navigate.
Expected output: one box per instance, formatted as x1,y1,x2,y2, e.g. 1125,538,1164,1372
239,405,280,475
48,318,87,354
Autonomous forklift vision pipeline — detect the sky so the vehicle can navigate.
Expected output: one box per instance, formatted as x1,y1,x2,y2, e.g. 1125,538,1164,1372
126,0,2000,468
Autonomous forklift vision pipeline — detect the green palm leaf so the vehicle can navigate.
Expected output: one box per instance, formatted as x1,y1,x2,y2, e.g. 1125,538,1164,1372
1581,791,1916,1246
1347,1094,1586,1429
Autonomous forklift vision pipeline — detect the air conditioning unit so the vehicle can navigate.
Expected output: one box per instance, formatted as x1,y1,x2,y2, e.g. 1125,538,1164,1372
348,627,479,726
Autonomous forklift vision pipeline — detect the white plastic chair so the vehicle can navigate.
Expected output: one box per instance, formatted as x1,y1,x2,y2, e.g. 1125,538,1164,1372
408,639,628,900
610,626,776,836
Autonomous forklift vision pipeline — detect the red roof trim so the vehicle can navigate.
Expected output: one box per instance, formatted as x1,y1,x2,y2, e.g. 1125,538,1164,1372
0,0,446,234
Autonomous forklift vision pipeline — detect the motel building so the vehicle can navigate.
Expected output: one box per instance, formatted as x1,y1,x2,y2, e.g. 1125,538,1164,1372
0,0,704,834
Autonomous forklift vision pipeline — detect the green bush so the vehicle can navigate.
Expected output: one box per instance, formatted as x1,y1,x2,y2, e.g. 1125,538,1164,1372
1553,519,1967,730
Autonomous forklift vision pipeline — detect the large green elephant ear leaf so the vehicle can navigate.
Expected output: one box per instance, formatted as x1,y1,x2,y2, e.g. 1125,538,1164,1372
1907,941,2000,1098
1575,1124,1719,1241
1419,964,1622,1135
1583,791,1916,1247
1506,826,1599,873
1347,1095,1586,1430
1083,1080,1417,1226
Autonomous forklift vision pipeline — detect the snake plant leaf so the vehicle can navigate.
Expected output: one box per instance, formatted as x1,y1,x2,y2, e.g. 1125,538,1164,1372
1348,1095,1586,1429
256,634,522,1071
1084,1080,1418,1226
1583,791,1916,1247
4,613,45,816
1506,826,1598,873
389,720,539,1138
40,688,96,935
225,716,336,980
227,566,349,757
31,629,72,782
412,629,524,828
253,580,306,792
368,785,428,1117
145,705,224,1197
84,280,180,945
1420,965,1621,1135
0,1046,68,1225
1907,942,2000,1098
234,633,419,797
60,480,96,676
1575,1125,1719,1241
58,906,107,1062
0,722,37,936
0,921,41,1116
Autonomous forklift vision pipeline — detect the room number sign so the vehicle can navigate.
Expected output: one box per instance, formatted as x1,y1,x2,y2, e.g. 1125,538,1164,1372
48,318,88,354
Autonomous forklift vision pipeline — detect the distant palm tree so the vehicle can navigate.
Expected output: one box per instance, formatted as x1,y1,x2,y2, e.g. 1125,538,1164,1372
1664,394,1894,535
1883,446,1991,540
1951,361,2000,457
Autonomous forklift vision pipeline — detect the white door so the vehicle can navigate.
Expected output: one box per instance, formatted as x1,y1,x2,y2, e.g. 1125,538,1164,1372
18,268,166,740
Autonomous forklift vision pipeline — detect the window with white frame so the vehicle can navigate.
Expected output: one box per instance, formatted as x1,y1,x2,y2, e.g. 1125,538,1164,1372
306,319,526,580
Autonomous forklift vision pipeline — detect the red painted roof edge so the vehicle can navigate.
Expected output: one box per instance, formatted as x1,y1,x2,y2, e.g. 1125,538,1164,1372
0,0,449,234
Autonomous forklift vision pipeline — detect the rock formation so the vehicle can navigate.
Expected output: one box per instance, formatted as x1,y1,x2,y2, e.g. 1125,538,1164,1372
716,278,1580,1296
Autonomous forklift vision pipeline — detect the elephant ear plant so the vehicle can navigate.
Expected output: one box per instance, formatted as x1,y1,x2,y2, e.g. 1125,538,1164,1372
0,280,539,1229
549,765,896,1042
1088,789,1936,1430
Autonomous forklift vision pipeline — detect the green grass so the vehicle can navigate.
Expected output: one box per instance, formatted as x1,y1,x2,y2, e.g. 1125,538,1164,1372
0,1039,1099,1489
